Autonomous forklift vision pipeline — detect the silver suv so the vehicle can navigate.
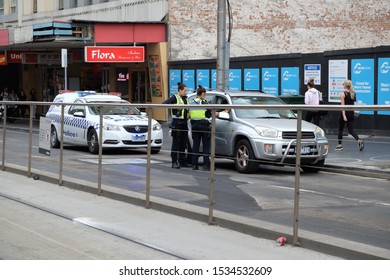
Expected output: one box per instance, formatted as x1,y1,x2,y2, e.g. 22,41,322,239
187,91,329,173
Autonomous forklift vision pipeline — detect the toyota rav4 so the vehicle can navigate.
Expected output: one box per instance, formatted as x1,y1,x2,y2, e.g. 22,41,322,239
187,91,328,173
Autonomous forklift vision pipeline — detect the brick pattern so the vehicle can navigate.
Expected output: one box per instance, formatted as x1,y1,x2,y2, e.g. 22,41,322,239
169,0,390,61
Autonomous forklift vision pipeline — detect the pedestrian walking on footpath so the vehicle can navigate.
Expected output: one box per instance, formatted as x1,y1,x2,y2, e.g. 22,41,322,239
335,79,364,152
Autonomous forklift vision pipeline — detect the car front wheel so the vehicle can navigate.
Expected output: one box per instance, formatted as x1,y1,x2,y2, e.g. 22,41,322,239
51,126,60,148
87,129,99,154
234,139,258,173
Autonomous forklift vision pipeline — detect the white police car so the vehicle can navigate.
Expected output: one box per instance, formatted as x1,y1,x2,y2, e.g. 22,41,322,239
46,91,163,154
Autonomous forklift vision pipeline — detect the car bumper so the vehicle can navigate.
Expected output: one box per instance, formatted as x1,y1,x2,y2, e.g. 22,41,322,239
251,138,329,164
101,129,163,148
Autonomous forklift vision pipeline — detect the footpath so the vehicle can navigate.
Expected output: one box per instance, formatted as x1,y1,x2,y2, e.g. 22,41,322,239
0,120,389,260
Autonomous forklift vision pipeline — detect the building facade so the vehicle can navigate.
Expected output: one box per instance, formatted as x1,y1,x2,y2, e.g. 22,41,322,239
0,0,169,119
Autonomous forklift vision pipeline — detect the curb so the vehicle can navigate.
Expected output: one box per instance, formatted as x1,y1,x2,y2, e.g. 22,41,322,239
322,164,390,180
3,164,389,260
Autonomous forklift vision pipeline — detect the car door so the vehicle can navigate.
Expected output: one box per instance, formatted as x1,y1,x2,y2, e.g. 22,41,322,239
212,95,234,156
67,100,88,144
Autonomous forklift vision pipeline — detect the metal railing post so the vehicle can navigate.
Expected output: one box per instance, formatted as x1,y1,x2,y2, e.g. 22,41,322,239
208,108,216,225
293,109,303,246
1,104,6,170
59,104,64,185
98,105,103,195
145,106,152,209
27,104,33,177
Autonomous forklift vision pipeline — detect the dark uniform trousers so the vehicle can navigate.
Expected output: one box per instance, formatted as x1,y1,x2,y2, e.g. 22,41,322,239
191,120,211,168
170,118,188,164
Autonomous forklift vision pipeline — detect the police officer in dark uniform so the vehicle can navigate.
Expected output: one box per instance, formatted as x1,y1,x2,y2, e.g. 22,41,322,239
189,85,212,171
163,82,191,169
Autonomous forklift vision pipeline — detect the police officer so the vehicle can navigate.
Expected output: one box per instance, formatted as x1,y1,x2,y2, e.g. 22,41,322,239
163,82,191,169
189,86,212,171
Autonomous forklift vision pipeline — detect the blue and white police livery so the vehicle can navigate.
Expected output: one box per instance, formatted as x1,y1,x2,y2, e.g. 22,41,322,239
46,91,163,154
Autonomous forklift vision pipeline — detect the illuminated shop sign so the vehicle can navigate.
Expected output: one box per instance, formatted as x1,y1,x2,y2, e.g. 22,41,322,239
84,46,145,63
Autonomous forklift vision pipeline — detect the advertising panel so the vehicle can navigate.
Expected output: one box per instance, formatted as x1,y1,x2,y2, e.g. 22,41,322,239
351,59,374,115
84,46,144,63
228,69,242,90
304,64,321,85
169,69,181,96
328,60,348,102
378,57,390,115
281,67,299,95
211,69,217,89
196,69,210,89
262,68,279,96
182,69,195,93
148,55,162,97
244,68,260,90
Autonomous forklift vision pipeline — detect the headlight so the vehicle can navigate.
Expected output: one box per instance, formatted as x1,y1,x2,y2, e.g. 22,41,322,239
315,127,326,139
153,123,162,131
255,126,279,138
103,123,121,131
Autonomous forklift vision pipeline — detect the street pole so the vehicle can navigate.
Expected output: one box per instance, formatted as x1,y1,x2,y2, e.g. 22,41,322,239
217,0,228,91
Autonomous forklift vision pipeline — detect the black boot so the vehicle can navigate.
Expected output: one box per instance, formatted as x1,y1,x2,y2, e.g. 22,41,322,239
172,159,180,169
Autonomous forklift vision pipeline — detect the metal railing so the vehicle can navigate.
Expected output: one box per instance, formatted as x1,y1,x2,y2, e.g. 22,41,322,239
1,100,389,246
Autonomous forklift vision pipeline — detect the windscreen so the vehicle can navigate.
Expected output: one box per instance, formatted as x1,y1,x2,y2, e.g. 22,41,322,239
231,96,296,119
88,101,141,116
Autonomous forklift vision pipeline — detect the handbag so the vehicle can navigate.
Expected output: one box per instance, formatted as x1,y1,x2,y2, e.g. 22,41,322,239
354,110,360,119
318,91,328,116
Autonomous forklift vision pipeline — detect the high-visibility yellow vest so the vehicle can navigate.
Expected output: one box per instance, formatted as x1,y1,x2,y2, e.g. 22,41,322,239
189,97,208,120
171,94,185,119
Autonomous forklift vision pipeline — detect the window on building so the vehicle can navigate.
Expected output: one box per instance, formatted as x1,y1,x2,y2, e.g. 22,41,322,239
58,0,64,10
70,0,78,8
0,0,4,16
33,0,38,13
10,0,16,14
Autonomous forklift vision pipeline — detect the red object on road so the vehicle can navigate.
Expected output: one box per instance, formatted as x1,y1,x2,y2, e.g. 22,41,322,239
276,236,287,246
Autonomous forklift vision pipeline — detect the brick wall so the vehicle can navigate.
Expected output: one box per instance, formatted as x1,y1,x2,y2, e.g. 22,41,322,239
169,0,390,61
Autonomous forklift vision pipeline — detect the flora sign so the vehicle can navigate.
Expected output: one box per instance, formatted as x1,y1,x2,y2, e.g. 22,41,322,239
84,46,144,63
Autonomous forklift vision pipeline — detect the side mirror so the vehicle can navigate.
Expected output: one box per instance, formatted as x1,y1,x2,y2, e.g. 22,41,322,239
218,111,230,120
73,111,85,118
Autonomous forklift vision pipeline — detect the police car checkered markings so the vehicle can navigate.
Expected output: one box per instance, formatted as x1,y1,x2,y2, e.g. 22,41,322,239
78,158,162,165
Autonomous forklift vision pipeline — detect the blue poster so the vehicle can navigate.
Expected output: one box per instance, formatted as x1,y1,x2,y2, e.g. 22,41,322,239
211,69,217,89
228,69,242,90
169,69,181,95
262,68,279,96
196,69,210,89
351,59,374,115
182,69,195,93
281,67,299,95
378,58,390,116
244,68,260,90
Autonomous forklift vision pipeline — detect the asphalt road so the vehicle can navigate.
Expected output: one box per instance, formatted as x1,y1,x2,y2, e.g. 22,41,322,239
1,127,389,251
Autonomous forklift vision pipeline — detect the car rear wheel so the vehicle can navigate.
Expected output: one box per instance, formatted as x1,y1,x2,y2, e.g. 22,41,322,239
151,147,161,154
234,139,258,173
51,126,60,148
87,129,99,154
301,159,324,173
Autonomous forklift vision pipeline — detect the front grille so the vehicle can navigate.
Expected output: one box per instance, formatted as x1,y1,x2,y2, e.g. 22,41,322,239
282,131,315,139
122,140,148,145
123,125,148,133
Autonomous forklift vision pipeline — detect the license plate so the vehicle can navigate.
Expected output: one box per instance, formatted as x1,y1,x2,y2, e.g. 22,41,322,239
132,134,146,142
300,146,310,154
